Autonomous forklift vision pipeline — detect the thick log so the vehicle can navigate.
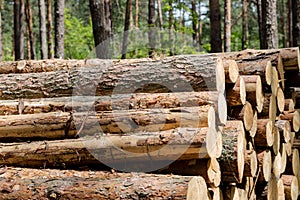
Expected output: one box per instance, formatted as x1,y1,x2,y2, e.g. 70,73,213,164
255,119,274,147
244,149,258,177
267,173,279,200
0,167,192,199
218,121,246,183
282,175,299,200
0,127,220,170
0,55,225,100
277,178,285,200
280,143,287,174
187,176,210,200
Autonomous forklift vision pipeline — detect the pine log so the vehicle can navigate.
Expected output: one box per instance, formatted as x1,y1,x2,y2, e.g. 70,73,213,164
255,119,274,147
229,102,253,131
158,158,221,187
259,93,277,121
273,151,282,179
277,178,285,200
272,126,280,156
244,149,258,177
222,184,239,200
240,75,264,112
249,110,258,137
277,87,285,113
284,99,295,112
223,59,239,83
187,176,210,200
0,55,226,100
275,120,291,143
271,67,280,95
267,173,279,200
280,143,287,174
292,149,300,176
282,175,299,200
218,121,246,183
72,106,217,136
279,111,300,132
226,77,245,107
0,127,221,170
257,150,272,182
0,167,192,199
208,187,223,200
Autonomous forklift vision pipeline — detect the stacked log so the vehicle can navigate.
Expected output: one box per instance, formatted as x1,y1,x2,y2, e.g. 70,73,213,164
0,47,299,199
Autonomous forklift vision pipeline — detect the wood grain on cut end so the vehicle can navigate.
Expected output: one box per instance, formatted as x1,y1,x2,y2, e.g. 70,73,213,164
227,60,239,83
277,54,285,89
280,143,287,174
217,93,227,126
244,150,258,177
265,61,273,85
187,176,209,200
206,127,221,159
282,175,299,200
249,110,258,137
241,101,253,131
207,157,221,187
277,178,285,200
239,76,246,105
272,126,280,156
277,87,285,113
267,174,279,199
292,149,300,176
255,119,274,147
271,67,279,95
257,150,272,182
293,111,300,132
273,151,282,179
269,94,277,124
284,99,295,112
216,58,225,94
275,120,291,143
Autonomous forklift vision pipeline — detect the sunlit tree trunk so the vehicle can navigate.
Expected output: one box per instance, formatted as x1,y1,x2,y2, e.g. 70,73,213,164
198,0,202,51
257,0,264,48
89,0,111,59
242,0,248,49
169,0,174,55
292,0,300,47
209,0,222,52
39,0,48,59
47,0,54,59
148,0,155,58
261,0,278,49
287,0,293,47
224,0,231,52
121,0,131,59
54,0,64,58
135,0,139,28
25,0,36,60
0,0,3,61
191,0,198,48
157,0,164,51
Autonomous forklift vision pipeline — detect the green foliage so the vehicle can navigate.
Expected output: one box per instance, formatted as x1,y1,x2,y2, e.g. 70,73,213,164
64,9,94,59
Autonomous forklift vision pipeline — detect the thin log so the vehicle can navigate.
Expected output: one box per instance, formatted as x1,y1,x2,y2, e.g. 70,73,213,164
271,67,279,95
0,56,226,99
277,87,285,113
249,110,257,137
284,99,295,112
277,178,285,200
0,167,193,199
255,119,274,147
273,151,282,179
272,126,280,156
244,149,258,177
229,101,253,131
275,120,291,143
279,111,300,132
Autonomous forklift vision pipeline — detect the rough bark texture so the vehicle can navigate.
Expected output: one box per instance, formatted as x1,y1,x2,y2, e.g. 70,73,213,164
89,0,111,59
209,0,222,52
14,0,25,60
292,0,300,47
54,0,64,58
0,55,224,99
0,167,192,199
47,0,54,59
39,0,48,59
224,0,231,52
261,0,279,49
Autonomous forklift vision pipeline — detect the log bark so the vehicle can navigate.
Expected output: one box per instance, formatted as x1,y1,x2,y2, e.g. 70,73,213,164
255,119,274,147
279,111,300,132
244,149,258,177
257,150,272,182
0,167,192,199
282,175,299,200
218,121,246,183
0,55,225,99
229,101,253,131
0,127,220,170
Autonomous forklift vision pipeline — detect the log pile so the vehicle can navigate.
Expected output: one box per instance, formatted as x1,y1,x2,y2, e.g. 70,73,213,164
0,47,299,199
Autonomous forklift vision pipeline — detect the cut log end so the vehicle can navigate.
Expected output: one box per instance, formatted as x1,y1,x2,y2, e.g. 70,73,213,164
277,87,285,113
249,110,257,137
241,102,253,131
216,58,225,94
228,60,239,83
217,94,227,126
293,111,300,132
187,176,209,200
265,61,273,85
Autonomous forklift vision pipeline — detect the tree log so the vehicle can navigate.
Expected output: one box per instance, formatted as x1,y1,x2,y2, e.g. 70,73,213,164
277,87,285,113
255,119,274,147
284,99,295,112
0,167,193,199
257,150,272,182
279,111,300,132
187,176,210,200
249,110,258,137
0,55,226,99
275,120,291,143
0,127,221,170
218,121,246,183
282,175,299,200
229,102,253,131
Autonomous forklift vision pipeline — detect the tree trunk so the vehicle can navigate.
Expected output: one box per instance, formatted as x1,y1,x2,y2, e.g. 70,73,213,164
0,55,225,99
148,0,155,58
39,0,48,59
261,0,279,49
242,0,248,49
292,0,300,47
157,0,164,52
121,0,131,59
25,0,36,60
14,0,25,61
54,0,64,58
198,0,202,51
0,167,192,199
257,0,264,49
47,0,54,59
135,0,138,28
209,0,222,52
279,0,286,47
224,0,231,52
287,0,293,47
168,0,174,55
89,0,111,59
0,0,2,61
191,0,198,48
